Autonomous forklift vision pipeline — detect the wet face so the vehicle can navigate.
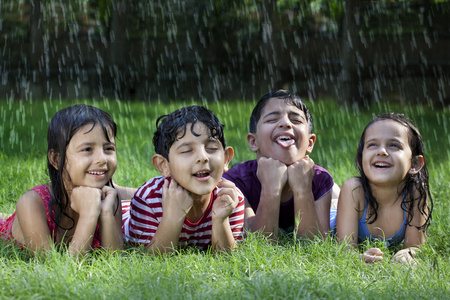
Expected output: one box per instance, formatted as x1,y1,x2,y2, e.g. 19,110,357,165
165,122,232,198
247,98,315,165
62,124,117,192
362,119,413,188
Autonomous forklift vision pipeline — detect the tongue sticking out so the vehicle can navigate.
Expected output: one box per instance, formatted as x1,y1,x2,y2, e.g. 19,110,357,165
276,136,295,148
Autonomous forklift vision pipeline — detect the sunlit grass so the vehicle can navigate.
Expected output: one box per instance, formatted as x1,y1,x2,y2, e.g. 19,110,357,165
0,98,449,298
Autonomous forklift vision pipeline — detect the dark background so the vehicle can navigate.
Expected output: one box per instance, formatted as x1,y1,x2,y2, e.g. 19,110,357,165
1,0,449,106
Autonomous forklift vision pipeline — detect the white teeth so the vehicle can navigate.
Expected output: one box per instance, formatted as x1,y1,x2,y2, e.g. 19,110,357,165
374,163,389,167
277,135,292,141
89,171,106,175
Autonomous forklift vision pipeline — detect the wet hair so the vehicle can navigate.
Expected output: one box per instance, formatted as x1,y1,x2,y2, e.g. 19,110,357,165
356,113,433,231
47,104,118,232
153,105,226,160
249,90,313,134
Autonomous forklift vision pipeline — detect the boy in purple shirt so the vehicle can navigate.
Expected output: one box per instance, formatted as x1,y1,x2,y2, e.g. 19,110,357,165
223,90,335,238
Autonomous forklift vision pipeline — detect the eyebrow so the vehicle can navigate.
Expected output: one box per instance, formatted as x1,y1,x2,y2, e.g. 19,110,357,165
176,137,219,149
77,141,115,148
263,111,304,119
365,137,403,144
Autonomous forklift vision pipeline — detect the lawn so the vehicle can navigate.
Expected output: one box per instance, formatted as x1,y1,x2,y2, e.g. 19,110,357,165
0,98,449,299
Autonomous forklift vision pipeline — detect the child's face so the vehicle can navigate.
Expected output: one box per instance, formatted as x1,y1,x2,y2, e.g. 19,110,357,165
158,122,233,197
362,119,413,187
63,123,117,192
247,98,315,165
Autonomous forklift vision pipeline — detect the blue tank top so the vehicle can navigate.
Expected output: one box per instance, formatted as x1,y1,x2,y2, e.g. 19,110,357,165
358,197,407,247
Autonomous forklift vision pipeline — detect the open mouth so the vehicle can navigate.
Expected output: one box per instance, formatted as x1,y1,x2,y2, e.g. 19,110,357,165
88,171,107,175
275,135,296,148
193,170,211,179
373,162,391,168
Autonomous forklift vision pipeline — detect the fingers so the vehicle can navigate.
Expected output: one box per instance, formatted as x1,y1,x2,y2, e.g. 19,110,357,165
71,186,102,215
364,248,384,263
101,185,117,200
161,178,193,215
217,179,238,203
365,247,383,256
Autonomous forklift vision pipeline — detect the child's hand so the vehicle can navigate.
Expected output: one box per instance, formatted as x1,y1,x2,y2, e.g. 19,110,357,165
100,186,118,215
162,179,193,223
286,155,315,193
391,248,418,265
71,186,102,218
362,248,384,263
256,157,288,195
212,179,239,221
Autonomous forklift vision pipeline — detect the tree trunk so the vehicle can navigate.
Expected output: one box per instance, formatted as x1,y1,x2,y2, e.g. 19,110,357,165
338,0,365,106
109,0,130,99
261,0,281,91
28,0,45,97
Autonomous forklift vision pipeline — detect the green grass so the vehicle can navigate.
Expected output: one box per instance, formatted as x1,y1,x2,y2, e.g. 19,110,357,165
0,98,449,299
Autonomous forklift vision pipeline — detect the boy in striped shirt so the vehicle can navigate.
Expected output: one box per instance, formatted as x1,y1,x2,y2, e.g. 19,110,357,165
122,106,244,253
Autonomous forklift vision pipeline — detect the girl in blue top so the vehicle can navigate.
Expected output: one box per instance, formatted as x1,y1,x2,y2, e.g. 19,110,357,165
336,113,433,264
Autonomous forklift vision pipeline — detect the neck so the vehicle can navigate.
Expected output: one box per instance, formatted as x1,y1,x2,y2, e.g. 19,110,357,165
369,183,403,206
186,193,211,223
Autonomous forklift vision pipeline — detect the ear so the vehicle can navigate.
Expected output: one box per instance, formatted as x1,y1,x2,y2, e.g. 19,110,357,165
223,147,234,172
48,150,60,170
409,155,424,174
247,132,259,153
152,154,171,178
306,133,316,154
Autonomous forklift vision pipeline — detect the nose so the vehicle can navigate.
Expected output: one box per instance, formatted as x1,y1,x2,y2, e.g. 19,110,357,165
376,146,388,156
95,149,108,164
196,147,209,163
278,114,292,128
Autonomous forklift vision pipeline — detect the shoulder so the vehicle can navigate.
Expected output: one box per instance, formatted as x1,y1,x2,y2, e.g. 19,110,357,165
341,177,363,190
223,160,257,179
311,164,334,198
340,177,365,208
16,187,47,214
223,160,259,195
313,164,332,179
134,176,165,200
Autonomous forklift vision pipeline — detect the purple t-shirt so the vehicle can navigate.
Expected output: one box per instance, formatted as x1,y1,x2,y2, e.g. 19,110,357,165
223,160,334,230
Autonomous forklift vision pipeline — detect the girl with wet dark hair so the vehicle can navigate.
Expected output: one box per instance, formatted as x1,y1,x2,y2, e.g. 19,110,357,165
336,113,433,264
0,104,129,255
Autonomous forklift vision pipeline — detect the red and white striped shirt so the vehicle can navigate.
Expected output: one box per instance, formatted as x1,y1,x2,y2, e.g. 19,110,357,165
122,176,245,249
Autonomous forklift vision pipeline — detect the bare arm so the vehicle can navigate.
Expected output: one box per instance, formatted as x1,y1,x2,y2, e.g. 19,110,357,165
69,186,103,256
336,178,383,263
98,186,123,251
288,156,330,238
114,184,137,200
13,190,54,253
245,157,287,238
145,179,192,254
391,192,428,264
210,180,239,251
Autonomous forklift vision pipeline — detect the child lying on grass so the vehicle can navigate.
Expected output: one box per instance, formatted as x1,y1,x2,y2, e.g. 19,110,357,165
122,106,244,253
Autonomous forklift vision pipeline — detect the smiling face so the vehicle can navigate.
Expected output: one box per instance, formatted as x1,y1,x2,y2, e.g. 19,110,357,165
361,119,414,188
62,123,117,192
155,122,233,198
247,98,315,165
